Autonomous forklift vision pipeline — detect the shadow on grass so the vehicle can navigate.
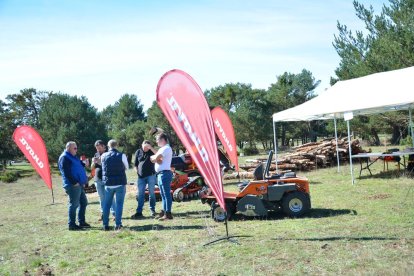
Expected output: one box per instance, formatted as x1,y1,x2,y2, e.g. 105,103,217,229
124,210,211,221
358,170,413,180
226,208,356,222
173,210,210,218
272,236,399,241
128,224,205,232
305,208,357,218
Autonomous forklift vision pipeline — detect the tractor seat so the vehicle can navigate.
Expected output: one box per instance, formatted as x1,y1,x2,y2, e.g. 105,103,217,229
280,171,296,179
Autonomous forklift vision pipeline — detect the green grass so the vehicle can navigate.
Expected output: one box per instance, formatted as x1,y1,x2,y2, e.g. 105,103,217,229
1,162,414,275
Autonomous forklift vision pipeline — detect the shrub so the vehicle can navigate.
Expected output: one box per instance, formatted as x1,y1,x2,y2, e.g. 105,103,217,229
0,171,20,183
242,147,259,156
400,135,413,147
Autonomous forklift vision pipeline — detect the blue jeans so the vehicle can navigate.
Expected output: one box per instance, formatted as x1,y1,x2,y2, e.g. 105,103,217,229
136,175,156,213
157,171,173,212
64,184,88,227
95,179,116,216
103,185,126,227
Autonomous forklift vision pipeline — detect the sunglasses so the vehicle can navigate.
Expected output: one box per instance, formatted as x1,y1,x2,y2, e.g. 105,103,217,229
73,147,78,150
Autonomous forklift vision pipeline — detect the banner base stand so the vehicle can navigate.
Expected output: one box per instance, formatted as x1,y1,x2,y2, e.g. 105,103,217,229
203,219,250,246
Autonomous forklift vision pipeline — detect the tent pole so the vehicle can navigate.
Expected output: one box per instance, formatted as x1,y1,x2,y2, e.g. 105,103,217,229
409,108,414,148
273,120,278,172
334,116,340,173
347,120,355,185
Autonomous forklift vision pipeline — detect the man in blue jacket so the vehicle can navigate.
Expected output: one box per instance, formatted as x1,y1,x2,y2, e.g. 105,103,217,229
58,141,91,231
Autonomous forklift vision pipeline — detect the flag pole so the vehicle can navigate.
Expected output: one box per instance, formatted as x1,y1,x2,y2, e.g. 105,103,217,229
203,216,250,246
51,188,55,204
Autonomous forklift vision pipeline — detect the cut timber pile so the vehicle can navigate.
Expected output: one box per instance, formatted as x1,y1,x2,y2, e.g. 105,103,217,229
233,137,366,178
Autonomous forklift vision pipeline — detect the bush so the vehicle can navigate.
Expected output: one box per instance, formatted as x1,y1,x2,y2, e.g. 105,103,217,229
0,171,20,183
400,135,413,147
242,147,259,156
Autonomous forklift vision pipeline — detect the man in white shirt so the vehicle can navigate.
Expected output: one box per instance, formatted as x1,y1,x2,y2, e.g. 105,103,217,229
151,133,173,220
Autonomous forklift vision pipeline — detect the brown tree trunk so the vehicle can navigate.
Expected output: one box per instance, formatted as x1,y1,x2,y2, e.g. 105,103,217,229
390,125,402,145
370,128,380,146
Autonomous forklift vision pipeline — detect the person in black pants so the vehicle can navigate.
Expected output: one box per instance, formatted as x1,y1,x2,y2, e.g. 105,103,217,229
131,140,157,218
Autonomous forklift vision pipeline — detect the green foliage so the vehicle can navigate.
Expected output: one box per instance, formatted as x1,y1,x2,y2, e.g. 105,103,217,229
205,82,252,112
0,170,20,183
38,93,106,161
103,94,146,163
0,100,19,166
5,88,50,128
267,69,320,145
399,135,413,146
204,70,320,149
332,0,414,145
333,0,414,81
146,101,182,153
242,147,259,156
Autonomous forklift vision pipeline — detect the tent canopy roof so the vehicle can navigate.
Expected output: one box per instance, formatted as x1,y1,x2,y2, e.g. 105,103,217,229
273,66,414,122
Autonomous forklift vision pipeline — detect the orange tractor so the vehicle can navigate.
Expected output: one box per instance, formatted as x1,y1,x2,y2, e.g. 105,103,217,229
200,150,311,221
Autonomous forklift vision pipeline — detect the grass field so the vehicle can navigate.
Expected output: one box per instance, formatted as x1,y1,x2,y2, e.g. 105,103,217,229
1,160,414,275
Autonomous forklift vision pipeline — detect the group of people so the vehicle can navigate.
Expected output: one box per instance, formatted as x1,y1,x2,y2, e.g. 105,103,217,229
58,133,173,231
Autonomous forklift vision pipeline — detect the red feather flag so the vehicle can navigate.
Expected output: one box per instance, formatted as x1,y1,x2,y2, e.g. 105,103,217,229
12,126,52,190
156,69,225,210
211,107,239,171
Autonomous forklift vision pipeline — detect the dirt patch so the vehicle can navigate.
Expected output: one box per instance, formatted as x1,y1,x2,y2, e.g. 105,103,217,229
367,193,392,200
36,263,54,276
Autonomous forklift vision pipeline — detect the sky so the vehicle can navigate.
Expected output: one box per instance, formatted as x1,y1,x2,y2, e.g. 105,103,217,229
0,0,388,112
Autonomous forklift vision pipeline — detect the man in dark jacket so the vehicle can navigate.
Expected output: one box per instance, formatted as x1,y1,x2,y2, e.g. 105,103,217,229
131,140,157,219
92,140,115,221
58,141,91,231
101,139,129,231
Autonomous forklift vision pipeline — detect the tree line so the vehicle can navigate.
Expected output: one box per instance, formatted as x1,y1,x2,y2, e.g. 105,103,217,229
1,0,413,168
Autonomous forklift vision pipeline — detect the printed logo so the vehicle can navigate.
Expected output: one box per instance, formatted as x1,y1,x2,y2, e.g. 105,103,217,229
214,118,233,152
167,95,209,163
19,137,44,168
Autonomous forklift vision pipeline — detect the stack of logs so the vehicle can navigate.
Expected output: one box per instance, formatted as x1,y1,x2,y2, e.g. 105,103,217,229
227,137,366,180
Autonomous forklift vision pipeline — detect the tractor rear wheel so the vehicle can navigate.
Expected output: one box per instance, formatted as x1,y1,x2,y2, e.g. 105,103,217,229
281,191,310,217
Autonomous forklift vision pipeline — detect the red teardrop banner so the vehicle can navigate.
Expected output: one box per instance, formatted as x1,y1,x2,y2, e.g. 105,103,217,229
156,69,225,210
211,107,239,171
12,125,52,190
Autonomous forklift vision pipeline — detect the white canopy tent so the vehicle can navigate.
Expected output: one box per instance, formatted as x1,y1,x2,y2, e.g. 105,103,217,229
272,66,414,183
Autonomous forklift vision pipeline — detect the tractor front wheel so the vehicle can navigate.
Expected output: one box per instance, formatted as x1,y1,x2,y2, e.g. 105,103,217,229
281,192,310,217
211,202,235,222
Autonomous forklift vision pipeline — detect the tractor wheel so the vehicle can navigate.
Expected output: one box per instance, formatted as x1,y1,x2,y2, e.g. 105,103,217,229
211,203,227,222
173,188,185,202
211,202,235,222
281,191,310,217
